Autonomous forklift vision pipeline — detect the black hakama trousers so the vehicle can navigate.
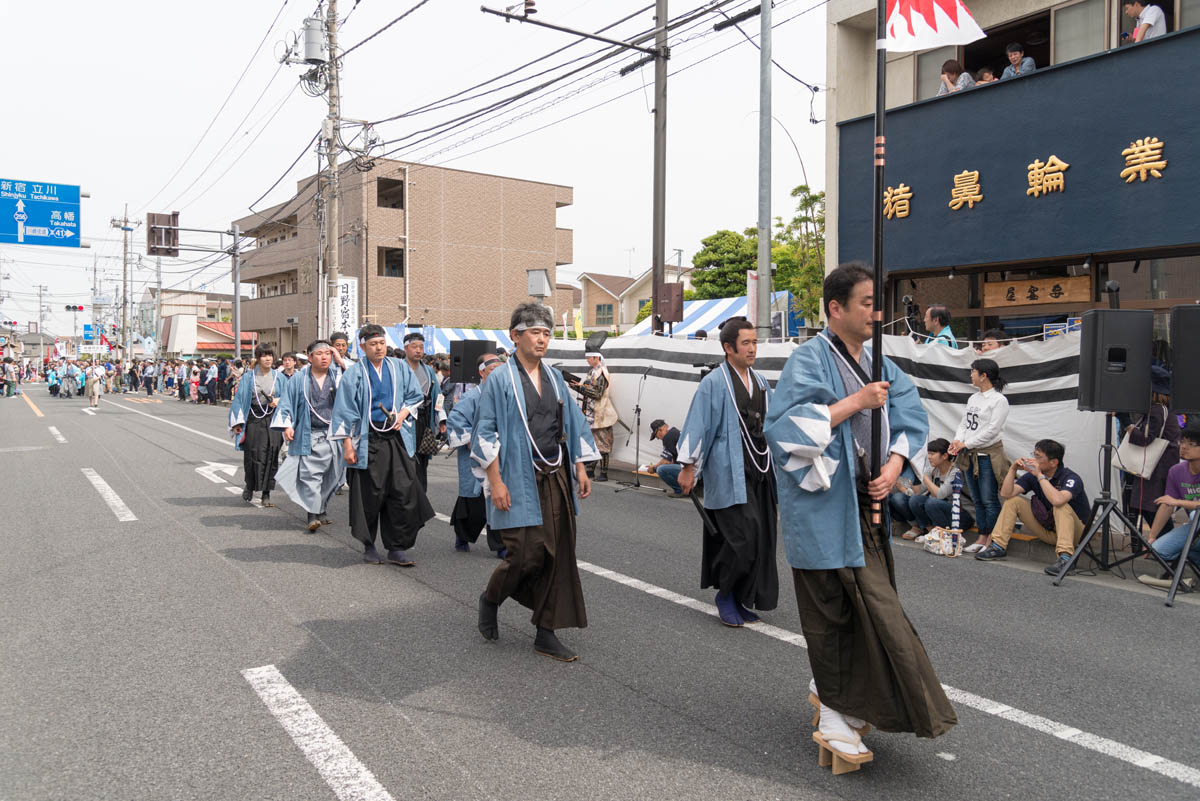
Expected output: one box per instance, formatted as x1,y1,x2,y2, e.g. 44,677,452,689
452,494,502,551
348,429,435,550
243,414,282,493
701,469,780,611
791,489,957,738
485,461,587,630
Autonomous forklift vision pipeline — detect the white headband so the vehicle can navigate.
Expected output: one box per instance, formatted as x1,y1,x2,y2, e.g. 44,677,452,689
513,322,553,333
585,351,602,358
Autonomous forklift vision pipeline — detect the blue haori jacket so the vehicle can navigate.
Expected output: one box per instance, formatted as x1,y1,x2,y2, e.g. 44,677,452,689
447,383,484,498
676,361,774,511
763,333,929,570
228,368,288,452
270,365,339,458
470,358,600,530
329,357,423,469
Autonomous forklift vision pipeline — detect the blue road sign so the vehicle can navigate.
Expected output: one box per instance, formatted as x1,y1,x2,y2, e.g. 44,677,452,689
0,179,81,248
83,324,95,341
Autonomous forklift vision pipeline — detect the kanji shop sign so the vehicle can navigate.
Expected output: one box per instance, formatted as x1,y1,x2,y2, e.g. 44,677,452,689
982,275,1090,308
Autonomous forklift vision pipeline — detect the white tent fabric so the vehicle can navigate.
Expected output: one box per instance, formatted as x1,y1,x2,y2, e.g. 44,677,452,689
548,332,1104,500
622,292,791,338
351,326,513,357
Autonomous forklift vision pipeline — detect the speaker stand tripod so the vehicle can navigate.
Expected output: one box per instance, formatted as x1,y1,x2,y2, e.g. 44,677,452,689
1051,412,1178,591
615,367,665,495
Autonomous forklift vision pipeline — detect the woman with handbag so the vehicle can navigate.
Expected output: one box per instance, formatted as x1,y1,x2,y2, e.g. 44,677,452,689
1118,366,1180,535
948,358,1011,553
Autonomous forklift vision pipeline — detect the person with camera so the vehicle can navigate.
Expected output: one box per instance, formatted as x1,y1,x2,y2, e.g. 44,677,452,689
948,358,1010,553
644,418,684,497
974,439,1090,575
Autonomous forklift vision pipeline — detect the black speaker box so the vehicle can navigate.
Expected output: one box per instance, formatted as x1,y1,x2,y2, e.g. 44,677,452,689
449,339,496,384
1170,305,1200,413
1077,309,1152,414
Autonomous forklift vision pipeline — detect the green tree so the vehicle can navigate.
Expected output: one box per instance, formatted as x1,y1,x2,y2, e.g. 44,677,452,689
689,230,758,299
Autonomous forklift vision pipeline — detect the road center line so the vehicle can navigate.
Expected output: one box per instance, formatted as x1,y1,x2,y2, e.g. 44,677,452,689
101,398,230,445
575,560,1200,790
242,665,396,801
22,393,44,417
80,467,138,522
48,426,67,443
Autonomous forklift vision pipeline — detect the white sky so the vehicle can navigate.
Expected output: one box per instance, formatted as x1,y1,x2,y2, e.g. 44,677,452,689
0,0,827,337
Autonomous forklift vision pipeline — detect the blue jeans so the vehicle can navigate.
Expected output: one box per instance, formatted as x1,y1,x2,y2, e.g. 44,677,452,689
1152,513,1200,564
963,454,1000,535
888,493,974,530
656,463,682,495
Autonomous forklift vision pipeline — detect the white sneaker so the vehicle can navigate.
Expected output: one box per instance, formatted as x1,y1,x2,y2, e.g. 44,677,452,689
963,542,984,553
914,534,928,543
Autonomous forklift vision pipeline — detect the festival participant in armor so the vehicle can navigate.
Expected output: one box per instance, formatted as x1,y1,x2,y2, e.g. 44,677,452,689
330,324,435,566
676,317,779,627
230,346,287,507
474,303,600,662
446,349,505,554
272,340,345,531
764,263,956,771
569,332,619,482
402,331,445,490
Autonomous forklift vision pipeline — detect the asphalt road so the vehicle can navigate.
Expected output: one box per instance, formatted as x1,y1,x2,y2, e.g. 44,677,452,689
2,388,1198,801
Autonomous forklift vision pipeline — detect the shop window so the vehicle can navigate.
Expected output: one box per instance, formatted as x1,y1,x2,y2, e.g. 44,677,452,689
595,303,613,325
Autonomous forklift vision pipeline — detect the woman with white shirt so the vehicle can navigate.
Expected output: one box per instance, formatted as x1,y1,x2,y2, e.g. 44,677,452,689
948,359,1010,552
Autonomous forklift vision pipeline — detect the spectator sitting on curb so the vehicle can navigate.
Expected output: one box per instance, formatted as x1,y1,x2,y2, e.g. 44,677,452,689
1139,426,1200,589
889,438,975,541
975,439,1090,575
644,418,685,497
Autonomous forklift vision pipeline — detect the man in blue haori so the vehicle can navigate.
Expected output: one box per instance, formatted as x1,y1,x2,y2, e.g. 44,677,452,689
677,317,779,628
272,339,345,532
474,303,600,663
764,263,956,767
446,349,505,555
229,345,287,507
402,331,446,491
330,324,435,566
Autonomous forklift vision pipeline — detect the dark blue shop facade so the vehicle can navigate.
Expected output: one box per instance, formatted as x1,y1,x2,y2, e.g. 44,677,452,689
837,26,1200,342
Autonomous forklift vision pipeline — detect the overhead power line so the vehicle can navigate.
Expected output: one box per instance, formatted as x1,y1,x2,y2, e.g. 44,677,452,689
339,0,434,61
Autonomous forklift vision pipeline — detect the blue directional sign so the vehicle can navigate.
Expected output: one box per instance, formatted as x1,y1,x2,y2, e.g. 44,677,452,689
0,179,81,248
83,324,95,342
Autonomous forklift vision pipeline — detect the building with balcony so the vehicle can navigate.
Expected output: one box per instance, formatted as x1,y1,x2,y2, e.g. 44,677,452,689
825,1,1200,340
232,159,573,353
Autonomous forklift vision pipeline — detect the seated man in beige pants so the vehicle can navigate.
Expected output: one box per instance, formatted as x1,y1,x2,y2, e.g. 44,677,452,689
975,439,1089,576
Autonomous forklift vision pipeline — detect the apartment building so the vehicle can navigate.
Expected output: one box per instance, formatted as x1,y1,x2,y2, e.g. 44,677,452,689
233,159,573,352
825,0,1199,339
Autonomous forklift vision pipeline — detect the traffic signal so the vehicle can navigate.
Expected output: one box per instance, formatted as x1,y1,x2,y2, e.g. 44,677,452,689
2,320,17,326
64,304,84,312
147,211,180,257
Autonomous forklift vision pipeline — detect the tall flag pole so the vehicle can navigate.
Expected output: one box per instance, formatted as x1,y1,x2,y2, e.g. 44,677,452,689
870,0,985,524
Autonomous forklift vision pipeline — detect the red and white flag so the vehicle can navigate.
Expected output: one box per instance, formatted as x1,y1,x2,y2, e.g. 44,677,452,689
885,0,985,52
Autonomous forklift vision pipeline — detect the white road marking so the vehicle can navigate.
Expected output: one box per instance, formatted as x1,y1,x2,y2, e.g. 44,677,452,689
0,445,46,453
81,408,96,415
434,512,451,523
48,426,67,443
937,752,957,761
196,461,238,484
575,560,1200,790
242,665,395,801
100,398,229,445
225,485,262,507
80,467,138,522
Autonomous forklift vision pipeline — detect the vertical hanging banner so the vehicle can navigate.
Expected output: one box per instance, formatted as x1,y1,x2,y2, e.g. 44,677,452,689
335,277,358,334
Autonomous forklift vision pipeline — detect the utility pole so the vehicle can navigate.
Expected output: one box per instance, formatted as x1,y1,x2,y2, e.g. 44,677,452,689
35,284,47,361
650,0,668,335
754,0,773,342
323,0,342,338
111,205,135,364
231,224,242,361
155,256,162,358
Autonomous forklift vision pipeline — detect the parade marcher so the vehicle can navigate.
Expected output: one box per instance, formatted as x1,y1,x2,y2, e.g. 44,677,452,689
446,349,505,555
328,331,356,384
676,317,779,627
402,331,445,491
279,352,299,383
330,324,435,566
272,340,345,532
229,346,287,507
764,263,956,769
474,303,600,662
86,361,104,408
568,332,619,482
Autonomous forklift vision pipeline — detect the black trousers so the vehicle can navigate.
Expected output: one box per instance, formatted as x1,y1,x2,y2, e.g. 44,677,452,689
243,414,282,493
348,430,435,550
452,494,502,550
415,454,430,490
143,377,153,395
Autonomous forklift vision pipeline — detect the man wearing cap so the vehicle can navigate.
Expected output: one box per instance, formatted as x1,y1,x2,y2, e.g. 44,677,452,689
474,303,601,662
645,419,685,497
403,331,446,490
571,333,619,482
330,324,436,565
446,349,506,554
272,339,345,531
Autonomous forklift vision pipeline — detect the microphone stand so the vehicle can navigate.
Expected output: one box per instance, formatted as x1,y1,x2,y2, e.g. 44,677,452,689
615,365,664,494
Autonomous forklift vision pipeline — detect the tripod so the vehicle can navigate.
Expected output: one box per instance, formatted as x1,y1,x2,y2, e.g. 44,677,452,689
1051,412,1178,590
615,366,664,495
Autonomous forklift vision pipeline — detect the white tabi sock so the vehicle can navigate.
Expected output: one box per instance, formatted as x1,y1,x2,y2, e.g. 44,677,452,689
809,679,869,754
